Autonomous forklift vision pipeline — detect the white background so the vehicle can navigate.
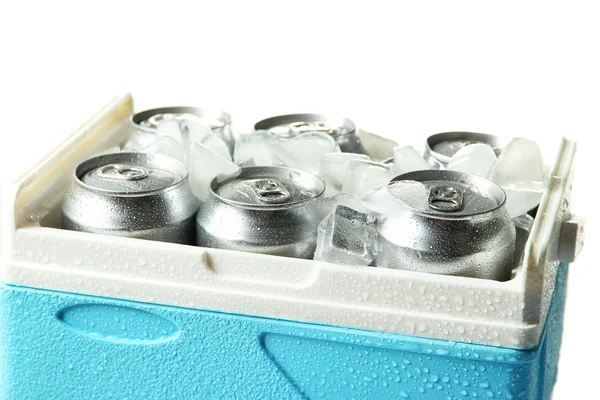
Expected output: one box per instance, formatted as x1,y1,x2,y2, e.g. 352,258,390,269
1,1,598,398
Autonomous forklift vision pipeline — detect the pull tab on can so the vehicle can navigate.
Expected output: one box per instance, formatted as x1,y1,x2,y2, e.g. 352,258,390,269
428,185,464,212
251,179,291,204
97,164,149,181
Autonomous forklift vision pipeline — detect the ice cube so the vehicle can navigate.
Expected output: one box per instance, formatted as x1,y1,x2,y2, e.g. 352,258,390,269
342,160,393,199
237,159,257,168
363,180,428,216
318,153,371,197
178,119,232,161
144,136,186,162
201,134,232,161
122,131,155,151
502,188,544,219
491,138,547,218
313,205,375,266
388,180,429,210
156,119,185,145
391,146,430,176
447,143,497,178
233,130,280,166
308,192,367,223
492,138,547,191
179,119,212,144
272,131,341,175
188,142,241,201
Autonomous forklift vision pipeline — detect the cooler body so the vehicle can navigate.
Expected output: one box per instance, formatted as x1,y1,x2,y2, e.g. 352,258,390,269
0,263,568,400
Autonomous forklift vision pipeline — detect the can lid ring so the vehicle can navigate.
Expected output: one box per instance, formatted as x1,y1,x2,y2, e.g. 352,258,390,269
391,170,507,219
74,152,188,196
254,113,355,138
131,106,232,134
425,131,505,164
209,166,325,210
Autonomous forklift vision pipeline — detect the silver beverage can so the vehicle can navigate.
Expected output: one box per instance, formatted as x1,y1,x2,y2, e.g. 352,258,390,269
424,131,505,168
62,152,200,244
196,166,325,258
254,113,364,154
375,170,516,281
131,106,235,152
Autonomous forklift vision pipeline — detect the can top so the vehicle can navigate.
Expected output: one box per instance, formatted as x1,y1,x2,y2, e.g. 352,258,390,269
75,152,188,195
254,113,355,139
211,166,325,209
426,132,505,164
391,170,506,218
132,106,232,133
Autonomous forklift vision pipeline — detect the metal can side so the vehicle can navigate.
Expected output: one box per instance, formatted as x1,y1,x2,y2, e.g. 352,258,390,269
196,166,325,259
375,170,516,281
61,152,200,244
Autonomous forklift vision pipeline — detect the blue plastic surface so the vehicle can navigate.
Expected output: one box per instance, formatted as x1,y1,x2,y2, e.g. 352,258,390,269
0,264,568,400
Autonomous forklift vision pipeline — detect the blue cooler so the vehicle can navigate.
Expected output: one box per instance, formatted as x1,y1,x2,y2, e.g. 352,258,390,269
0,94,584,399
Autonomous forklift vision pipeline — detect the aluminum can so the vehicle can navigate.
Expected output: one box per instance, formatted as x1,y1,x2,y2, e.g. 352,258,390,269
62,152,200,244
131,106,235,153
254,113,364,154
424,131,505,168
196,166,325,258
375,170,515,281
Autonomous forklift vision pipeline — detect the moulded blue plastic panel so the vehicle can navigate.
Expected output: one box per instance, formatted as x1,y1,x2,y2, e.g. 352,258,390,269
0,263,568,400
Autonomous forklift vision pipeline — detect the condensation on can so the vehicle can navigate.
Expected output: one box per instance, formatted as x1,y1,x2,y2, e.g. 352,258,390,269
375,170,516,281
196,166,325,259
131,106,235,153
61,152,200,244
253,113,364,154
424,131,505,169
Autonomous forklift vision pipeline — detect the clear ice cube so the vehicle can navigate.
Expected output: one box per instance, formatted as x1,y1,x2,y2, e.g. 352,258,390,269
122,132,155,152
313,205,375,266
318,153,370,196
363,180,428,216
201,134,232,161
387,180,429,209
342,160,393,199
233,130,280,166
179,119,212,144
188,142,241,201
391,146,430,176
179,119,232,161
492,138,547,191
308,192,367,223
447,143,497,178
491,138,547,218
156,119,185,145
237,158,257,168
272,132,341,175
144,136,186,162
502,188,543,219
